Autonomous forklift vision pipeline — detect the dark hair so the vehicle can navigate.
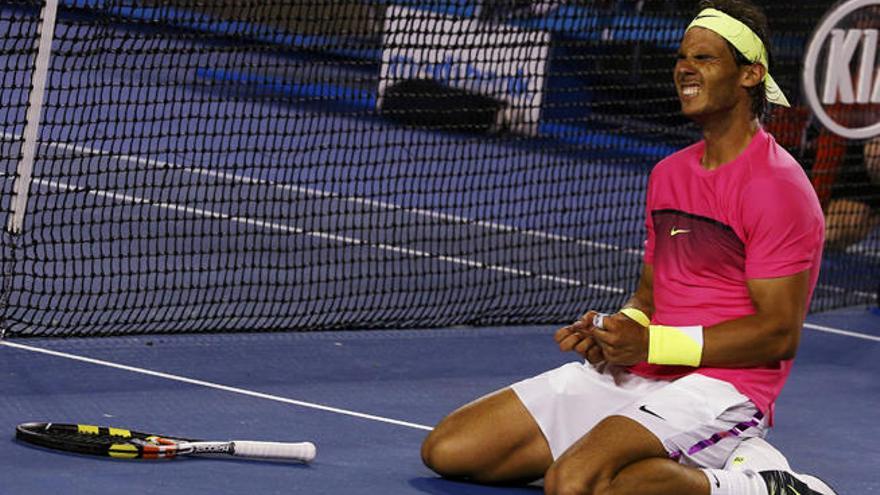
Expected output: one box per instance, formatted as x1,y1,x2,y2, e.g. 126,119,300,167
696,0,772,120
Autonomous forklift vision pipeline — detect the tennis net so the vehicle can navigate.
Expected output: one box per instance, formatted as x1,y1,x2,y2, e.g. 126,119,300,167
0,0,877,337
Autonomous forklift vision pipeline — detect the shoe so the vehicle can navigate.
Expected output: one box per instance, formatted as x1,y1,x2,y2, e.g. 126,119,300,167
759,470,838,495
725,438,838,495
725,438,791,471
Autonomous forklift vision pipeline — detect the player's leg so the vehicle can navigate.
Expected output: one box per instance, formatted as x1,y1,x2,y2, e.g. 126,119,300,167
420,387,552,484
543,414,711,495
422,361,670,484
545,373,774,495
544,416,838,495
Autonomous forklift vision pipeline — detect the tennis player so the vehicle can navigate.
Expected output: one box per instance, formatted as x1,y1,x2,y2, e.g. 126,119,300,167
421,1,837,494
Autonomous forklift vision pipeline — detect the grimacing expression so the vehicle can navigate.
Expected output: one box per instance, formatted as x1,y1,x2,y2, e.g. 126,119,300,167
674,27,754,122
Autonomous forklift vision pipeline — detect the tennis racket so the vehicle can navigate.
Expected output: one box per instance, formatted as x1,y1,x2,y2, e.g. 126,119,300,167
16,422,316,462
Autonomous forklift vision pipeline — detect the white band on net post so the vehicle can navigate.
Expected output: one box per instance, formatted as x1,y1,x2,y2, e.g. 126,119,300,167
7,0,60,234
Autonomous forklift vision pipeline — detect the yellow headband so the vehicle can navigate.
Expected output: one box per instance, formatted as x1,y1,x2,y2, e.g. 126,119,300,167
686,8,790,107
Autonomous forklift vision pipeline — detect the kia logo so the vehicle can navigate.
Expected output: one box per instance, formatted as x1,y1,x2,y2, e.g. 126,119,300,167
803,0,880,139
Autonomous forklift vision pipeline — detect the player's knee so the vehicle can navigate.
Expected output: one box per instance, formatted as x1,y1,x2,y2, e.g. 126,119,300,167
544,461,604,495
420,429,441,470
420,428,468,477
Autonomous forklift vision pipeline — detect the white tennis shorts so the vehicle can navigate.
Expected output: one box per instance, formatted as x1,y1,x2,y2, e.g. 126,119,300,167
510,361,768,468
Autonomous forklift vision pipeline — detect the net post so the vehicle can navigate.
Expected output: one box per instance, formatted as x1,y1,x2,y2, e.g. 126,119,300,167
6,0,60,234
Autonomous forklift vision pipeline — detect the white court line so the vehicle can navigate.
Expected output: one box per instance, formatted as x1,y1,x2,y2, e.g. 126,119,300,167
0,130,643,258
6,132,877,299
35,177,624,294
845,240,880,260
816,283,878,302
0,320,876,433
0,340,434,431
803,322,880,342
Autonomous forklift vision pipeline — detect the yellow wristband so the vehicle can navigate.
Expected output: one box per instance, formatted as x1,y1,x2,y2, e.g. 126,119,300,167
647,325,703,367
619,307,650,327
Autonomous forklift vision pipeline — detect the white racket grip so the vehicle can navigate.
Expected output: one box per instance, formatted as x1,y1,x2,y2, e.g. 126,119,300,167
231,440,316,462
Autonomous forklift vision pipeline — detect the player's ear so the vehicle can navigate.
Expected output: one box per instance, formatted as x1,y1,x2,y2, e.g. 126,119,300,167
741,62,766,89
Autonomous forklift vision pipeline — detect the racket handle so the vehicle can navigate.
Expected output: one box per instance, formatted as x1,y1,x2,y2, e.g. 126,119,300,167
231,440,316,462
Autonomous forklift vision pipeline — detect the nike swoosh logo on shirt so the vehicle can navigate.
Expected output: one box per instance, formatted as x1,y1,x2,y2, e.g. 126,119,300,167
670,227,691,236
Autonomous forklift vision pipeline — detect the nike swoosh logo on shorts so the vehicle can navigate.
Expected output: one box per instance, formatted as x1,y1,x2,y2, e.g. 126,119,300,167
638,404,665,420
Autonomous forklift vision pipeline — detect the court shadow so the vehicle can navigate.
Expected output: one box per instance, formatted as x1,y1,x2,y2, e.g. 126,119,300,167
409,477,542,494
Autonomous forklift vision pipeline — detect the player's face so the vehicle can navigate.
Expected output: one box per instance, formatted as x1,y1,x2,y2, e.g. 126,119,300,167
674,27,747,123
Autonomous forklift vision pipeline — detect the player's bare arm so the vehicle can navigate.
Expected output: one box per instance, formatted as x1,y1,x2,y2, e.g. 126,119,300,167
701,270,810,366
591,269,810,367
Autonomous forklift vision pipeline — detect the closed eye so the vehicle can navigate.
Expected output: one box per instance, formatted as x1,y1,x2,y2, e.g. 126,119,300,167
677,53,716,62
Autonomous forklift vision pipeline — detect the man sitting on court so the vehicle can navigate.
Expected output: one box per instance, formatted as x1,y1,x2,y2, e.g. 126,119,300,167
420,1,837,494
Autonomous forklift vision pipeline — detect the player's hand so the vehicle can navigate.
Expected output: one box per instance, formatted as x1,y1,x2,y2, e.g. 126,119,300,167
554,311,605,364
591,312,649,366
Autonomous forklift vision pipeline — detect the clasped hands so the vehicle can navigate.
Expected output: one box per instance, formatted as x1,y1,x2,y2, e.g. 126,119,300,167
554,310,649,366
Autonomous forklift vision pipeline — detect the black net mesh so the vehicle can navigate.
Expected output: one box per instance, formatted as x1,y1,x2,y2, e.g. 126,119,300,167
0,0,877,337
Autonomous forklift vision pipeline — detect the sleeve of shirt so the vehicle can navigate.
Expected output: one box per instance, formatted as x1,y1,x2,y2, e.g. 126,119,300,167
742,177,824,279
644,173,656,265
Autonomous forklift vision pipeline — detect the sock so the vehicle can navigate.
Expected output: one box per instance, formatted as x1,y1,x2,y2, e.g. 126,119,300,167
702,468,768,495
724,437,791,472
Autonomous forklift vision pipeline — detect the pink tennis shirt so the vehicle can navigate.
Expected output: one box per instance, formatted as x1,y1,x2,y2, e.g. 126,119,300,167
629,127,825,419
